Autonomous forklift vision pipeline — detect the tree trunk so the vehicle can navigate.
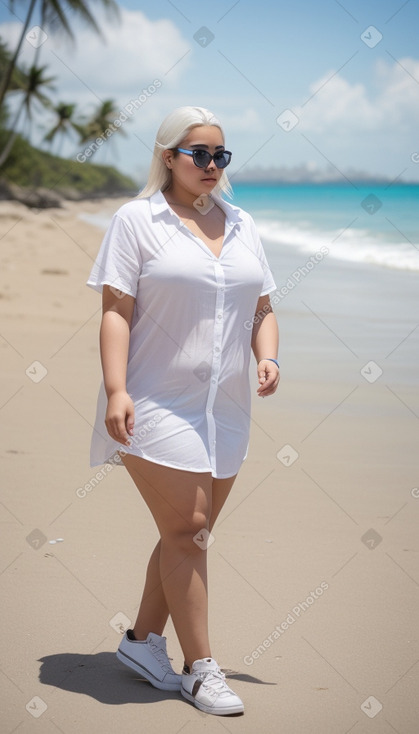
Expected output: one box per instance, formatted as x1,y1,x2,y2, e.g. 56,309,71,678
0,0,38,109
0,105,24,167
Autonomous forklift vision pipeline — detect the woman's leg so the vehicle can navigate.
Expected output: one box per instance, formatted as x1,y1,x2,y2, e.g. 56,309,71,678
122,454,222,668
130,473,237,641
209,475,237,531
132,539,167,639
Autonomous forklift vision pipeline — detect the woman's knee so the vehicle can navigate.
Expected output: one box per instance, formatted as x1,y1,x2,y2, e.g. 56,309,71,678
162,514,210,554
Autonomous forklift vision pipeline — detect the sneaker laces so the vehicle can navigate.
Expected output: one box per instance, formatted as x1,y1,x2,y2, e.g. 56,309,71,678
148,639,174,672
199,667,228,694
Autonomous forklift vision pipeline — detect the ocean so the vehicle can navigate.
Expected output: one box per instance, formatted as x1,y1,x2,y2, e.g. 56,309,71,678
231,183,419,273
83,183,419,273
81,183,418,387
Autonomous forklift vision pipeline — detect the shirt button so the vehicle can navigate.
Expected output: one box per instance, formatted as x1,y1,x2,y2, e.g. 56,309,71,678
207,408,212,413
215,346,220,352
211,378,217,384
217,314,222,320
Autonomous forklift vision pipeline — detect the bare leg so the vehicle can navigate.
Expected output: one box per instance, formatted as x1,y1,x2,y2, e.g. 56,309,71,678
209,475,237,531
132,540,167,640
121,455,237,668
131,473,236,641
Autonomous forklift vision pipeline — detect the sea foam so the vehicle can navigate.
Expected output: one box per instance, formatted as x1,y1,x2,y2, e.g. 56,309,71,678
255,218,419,272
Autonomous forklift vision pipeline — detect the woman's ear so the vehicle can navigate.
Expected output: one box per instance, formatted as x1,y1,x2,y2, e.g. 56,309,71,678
162,149,173,169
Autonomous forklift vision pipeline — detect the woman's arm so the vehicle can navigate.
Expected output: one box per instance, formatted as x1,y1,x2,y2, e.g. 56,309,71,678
100,285,136,445
251,294,280,397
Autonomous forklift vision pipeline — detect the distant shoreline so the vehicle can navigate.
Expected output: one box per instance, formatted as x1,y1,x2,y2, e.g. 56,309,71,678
2,177,418,211
231,177,419,187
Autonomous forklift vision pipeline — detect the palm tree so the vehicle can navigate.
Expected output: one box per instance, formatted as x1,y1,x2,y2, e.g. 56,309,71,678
0,64,55,167
44,101,84,154
22,64,55,119
0,39,26,95
0,0,119,109
79,99,120,142
0,0,38,110
78,99,128,161
38,0,118,40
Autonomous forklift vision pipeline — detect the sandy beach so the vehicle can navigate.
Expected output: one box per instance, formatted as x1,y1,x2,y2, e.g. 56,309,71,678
1,197,418,733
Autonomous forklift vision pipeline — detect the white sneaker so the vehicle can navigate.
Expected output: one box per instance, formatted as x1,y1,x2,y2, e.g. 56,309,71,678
181,657,244,715
116,629,181,691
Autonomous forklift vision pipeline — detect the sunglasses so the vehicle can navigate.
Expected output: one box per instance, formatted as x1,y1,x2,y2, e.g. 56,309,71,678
176,147,232,169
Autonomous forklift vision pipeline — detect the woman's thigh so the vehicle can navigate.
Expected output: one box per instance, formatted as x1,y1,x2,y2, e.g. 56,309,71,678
120,454,213,536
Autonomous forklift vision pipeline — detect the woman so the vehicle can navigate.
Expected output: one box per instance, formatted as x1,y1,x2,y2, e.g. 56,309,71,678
87,106,279,716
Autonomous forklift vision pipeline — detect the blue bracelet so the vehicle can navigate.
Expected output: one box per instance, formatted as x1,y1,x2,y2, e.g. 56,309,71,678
260,358,279,368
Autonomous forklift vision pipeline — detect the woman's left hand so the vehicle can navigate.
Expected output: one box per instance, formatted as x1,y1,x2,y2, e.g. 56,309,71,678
257,359,280,397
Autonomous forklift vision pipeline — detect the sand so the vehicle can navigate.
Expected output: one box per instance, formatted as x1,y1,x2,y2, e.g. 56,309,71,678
0,197,418,733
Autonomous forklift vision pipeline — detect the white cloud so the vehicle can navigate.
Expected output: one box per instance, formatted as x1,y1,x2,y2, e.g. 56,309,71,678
219,107,263,133
1,8,190,105
1,8,192,165
298,57,419,135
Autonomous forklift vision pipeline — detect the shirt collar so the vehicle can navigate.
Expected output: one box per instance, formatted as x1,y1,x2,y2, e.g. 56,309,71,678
210,192,243,224
149,189,170,217
149,189,243,226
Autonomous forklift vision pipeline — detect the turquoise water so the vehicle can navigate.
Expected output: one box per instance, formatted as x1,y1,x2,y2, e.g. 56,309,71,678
231,183,419,271
83,183,419,272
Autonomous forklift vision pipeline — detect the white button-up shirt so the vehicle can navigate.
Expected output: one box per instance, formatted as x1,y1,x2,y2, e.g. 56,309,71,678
87,190,276,478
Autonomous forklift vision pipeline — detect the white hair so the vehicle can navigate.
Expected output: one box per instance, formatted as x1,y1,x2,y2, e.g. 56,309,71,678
138,106,233,199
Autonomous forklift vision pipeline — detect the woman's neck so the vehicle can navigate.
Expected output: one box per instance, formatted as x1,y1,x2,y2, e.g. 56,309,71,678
163,185,212,210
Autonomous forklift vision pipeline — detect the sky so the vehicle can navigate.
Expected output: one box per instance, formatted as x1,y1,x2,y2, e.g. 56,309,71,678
1,0,419,183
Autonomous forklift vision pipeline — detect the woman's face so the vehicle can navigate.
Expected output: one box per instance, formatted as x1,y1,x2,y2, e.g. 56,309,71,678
165,125,226,198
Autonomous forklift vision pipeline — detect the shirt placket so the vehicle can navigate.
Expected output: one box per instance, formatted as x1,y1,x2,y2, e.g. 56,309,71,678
205,260,226,470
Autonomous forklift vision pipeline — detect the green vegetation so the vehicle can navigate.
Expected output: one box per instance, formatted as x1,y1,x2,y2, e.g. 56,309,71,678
0,0,137,200
0,0,119,110
0,128,137,196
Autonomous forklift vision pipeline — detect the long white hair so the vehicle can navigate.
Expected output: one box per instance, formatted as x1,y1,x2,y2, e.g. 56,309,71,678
138,106,233,199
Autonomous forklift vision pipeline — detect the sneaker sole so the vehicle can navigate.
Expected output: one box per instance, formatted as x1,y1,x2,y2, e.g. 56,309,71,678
181,687,244,715
116,649,181,691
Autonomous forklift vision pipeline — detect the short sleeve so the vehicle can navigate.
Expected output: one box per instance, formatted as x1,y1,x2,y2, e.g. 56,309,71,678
259,253,276,296
87,213,142,297
247,214,276,296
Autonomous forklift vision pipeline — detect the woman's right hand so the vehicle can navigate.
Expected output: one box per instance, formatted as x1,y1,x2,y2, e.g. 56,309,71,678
105,391,135,446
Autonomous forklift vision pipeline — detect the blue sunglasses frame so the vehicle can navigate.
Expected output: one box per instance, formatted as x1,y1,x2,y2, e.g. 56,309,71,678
176,147,232,169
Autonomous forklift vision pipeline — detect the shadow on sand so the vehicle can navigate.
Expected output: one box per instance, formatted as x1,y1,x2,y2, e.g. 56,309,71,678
38,650,277,706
